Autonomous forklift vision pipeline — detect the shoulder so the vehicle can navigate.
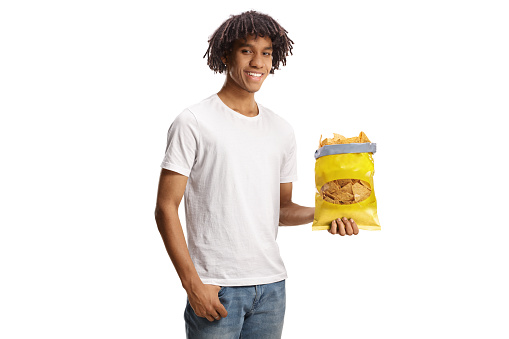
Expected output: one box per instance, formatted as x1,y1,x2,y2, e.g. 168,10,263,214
171,94,218,126
172,108,197,126
259,103,294,133
186,94,218,118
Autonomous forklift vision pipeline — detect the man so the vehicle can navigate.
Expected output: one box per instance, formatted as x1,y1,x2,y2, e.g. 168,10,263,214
154,10,359,339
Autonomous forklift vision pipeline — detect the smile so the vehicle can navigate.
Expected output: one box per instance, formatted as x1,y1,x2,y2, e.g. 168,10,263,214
245,71,263,80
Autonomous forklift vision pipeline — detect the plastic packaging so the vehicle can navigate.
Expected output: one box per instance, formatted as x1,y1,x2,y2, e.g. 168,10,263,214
312,142,381,231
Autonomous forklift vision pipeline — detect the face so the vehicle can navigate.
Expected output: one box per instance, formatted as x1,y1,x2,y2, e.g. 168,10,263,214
222,34,273,94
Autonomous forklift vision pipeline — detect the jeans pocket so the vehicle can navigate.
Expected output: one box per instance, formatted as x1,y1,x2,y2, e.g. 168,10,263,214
218,286,226,297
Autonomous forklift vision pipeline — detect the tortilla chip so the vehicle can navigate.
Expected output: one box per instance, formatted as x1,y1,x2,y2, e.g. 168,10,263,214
339,182,353,194
318,132,371,146
321,178,372,205
340,137,360,144
333,133,345,143
323,196,335,204
352,182,371,202
359,131,371,143
323,191,336,200
337,190,354,202
328,181,341,192
360,180,371,190
323,138,334,146
335,179,352,187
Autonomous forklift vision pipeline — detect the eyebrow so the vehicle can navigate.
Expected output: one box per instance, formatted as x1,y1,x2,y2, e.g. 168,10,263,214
239,43,273,50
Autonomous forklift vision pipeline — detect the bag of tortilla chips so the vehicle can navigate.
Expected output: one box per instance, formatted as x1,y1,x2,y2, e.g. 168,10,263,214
312,132,381,231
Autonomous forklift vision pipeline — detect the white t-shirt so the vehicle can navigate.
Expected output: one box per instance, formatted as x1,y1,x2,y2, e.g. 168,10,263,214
161,94,298,286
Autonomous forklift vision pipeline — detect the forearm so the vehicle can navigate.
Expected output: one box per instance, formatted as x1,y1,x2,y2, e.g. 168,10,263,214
155,207,202,292
279,202,315,226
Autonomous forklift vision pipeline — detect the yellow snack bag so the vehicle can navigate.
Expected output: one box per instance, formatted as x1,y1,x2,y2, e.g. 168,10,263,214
312,132,381,231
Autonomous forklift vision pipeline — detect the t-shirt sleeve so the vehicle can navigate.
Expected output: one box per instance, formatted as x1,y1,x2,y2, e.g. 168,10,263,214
160,109,199,177
280,127,298,183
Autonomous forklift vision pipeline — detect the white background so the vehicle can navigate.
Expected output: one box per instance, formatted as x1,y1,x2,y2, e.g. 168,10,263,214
1,0,508,338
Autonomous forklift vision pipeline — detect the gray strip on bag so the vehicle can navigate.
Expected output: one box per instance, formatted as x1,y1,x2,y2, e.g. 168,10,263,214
314,143,377,159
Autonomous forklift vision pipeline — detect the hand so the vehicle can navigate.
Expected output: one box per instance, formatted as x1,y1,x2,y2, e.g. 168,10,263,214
187,283,228,322
329,217,359,236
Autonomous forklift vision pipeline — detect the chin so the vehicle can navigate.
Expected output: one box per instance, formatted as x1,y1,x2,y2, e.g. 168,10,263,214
246,85,263,93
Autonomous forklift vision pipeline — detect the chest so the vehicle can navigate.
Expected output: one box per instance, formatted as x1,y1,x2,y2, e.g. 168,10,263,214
199,122,284,165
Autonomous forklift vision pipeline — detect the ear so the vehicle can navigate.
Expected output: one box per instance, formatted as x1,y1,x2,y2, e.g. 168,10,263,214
221,48,233,66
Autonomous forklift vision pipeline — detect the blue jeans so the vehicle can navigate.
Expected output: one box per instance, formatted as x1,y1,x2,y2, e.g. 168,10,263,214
184,279,286,339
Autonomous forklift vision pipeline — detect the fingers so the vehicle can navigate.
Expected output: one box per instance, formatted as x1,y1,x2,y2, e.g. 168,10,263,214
217,303,228,319
207,302,227,322
215,286,228,319
207,288,228,322
351,219,359,235
208,310,222,322
337,218,347,236
192,285,228,322
329,218,346,235
329,219,338,234
329,217,359,236
205,305,224,322
342,217,353,235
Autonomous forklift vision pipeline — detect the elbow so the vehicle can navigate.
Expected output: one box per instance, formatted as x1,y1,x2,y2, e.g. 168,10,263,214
154,202,178,220
154,207,163,229
154,206,161,221
279,202,292,227
154,204,172,228
154,203,163,219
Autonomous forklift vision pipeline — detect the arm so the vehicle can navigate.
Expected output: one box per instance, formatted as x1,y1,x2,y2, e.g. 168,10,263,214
278,182,359,235
154,168,201,291
278,182,315,226
154,168,228,321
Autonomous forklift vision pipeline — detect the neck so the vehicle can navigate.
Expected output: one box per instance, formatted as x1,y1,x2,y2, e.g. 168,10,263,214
217,76,258,117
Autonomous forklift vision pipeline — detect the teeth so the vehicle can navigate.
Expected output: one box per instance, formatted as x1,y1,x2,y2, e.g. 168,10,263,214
247,72,262,77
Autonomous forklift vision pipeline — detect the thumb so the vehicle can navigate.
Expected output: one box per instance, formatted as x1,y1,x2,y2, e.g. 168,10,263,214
217,301,228,318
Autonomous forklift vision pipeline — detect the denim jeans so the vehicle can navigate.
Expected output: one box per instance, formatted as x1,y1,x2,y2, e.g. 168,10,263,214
184,279,286,339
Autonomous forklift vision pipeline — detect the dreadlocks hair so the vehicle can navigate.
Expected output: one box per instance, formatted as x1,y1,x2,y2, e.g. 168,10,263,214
203,10,294,74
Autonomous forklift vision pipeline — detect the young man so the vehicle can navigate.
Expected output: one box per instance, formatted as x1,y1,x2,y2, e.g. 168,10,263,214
155,10,359,339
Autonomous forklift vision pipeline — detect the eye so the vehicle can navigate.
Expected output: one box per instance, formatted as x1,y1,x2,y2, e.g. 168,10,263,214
241,49,252,54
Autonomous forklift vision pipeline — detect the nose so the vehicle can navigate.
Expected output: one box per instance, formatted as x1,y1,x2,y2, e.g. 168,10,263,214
249,53,264,68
